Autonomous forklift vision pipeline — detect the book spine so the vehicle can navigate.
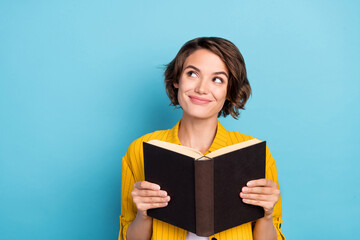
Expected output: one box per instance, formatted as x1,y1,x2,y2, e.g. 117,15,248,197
194,158,214,237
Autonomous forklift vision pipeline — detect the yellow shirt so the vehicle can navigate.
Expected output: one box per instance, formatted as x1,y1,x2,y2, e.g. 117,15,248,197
119,121,285,240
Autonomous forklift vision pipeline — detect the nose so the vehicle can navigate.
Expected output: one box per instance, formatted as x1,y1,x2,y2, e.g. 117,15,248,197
194,78,208,94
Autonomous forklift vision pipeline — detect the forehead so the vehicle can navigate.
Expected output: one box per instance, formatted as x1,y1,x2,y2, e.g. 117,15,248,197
183,49,228,74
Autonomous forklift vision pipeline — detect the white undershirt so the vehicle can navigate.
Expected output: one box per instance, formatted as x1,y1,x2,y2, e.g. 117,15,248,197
186,231,209,240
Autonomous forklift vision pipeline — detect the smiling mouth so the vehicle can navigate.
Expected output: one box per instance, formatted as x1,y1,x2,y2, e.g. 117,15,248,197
189,96,212,105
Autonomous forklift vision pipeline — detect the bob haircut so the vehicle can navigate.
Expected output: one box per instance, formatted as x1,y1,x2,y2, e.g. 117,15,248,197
164,37,251,119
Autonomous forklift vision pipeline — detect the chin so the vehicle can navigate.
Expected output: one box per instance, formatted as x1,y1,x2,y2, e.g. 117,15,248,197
183,109,218,120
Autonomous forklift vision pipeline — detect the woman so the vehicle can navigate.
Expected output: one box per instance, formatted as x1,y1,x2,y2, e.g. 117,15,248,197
119,37,285,240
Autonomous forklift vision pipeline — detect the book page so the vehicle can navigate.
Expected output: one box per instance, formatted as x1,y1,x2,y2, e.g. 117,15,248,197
206,139,262,158
147,140,203,159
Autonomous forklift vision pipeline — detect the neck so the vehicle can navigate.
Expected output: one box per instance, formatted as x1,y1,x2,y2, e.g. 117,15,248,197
178,115,218,154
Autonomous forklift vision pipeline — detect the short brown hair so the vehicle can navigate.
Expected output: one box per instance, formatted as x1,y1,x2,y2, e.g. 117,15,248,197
164,37,251,119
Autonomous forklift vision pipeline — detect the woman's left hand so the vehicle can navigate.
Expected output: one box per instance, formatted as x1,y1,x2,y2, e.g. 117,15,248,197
239,178,280,218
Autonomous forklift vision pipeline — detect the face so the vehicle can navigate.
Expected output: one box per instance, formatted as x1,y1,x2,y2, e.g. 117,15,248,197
174,49,229,120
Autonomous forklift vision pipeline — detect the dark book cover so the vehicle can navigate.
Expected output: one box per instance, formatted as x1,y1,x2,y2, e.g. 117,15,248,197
143,140,266,236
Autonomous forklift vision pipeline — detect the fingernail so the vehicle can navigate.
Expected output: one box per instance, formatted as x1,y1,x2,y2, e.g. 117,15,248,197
242,187,248,192
247,181,253,187
154,185,161,190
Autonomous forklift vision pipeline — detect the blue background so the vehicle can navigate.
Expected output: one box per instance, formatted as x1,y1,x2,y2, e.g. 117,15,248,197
1,0,359,239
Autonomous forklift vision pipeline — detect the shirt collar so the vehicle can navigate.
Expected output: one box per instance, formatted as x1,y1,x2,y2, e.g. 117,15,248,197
166,120,228,154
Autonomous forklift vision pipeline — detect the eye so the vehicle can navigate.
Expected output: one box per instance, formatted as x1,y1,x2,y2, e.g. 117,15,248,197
213,77,223,84
187,71,197,78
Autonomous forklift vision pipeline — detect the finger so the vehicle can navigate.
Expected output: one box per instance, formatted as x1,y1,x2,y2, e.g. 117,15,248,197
240,192,279,202
134,181,161,190
132,189,168,197
242,198,275,210
137,202,169,211
247,178,277,188
242,186,280,195
139,196,171,203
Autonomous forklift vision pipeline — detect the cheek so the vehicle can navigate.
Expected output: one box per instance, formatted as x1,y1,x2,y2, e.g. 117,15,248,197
213,87,227,100
178,79,194,93
176,83,187,103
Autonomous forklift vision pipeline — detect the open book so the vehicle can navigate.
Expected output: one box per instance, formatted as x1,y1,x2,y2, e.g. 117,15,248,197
143,139,266,237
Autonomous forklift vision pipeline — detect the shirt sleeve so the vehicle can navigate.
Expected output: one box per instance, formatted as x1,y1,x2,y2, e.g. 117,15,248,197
118,142,139,240
265,146,286,240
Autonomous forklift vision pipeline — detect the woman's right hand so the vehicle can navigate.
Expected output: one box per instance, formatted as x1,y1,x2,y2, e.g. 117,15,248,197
131,181,171,218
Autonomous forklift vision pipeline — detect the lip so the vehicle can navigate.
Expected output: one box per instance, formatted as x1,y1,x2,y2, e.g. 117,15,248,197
188,96,212,105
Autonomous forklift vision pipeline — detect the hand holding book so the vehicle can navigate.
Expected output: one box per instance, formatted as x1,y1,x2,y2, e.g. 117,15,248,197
127,181,171,240
240,178,280,218
131,181,170,217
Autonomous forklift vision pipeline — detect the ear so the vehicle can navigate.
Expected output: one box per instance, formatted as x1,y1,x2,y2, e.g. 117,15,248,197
173,82,179,88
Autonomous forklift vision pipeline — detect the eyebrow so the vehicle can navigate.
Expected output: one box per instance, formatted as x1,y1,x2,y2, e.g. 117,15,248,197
184,65,229,79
